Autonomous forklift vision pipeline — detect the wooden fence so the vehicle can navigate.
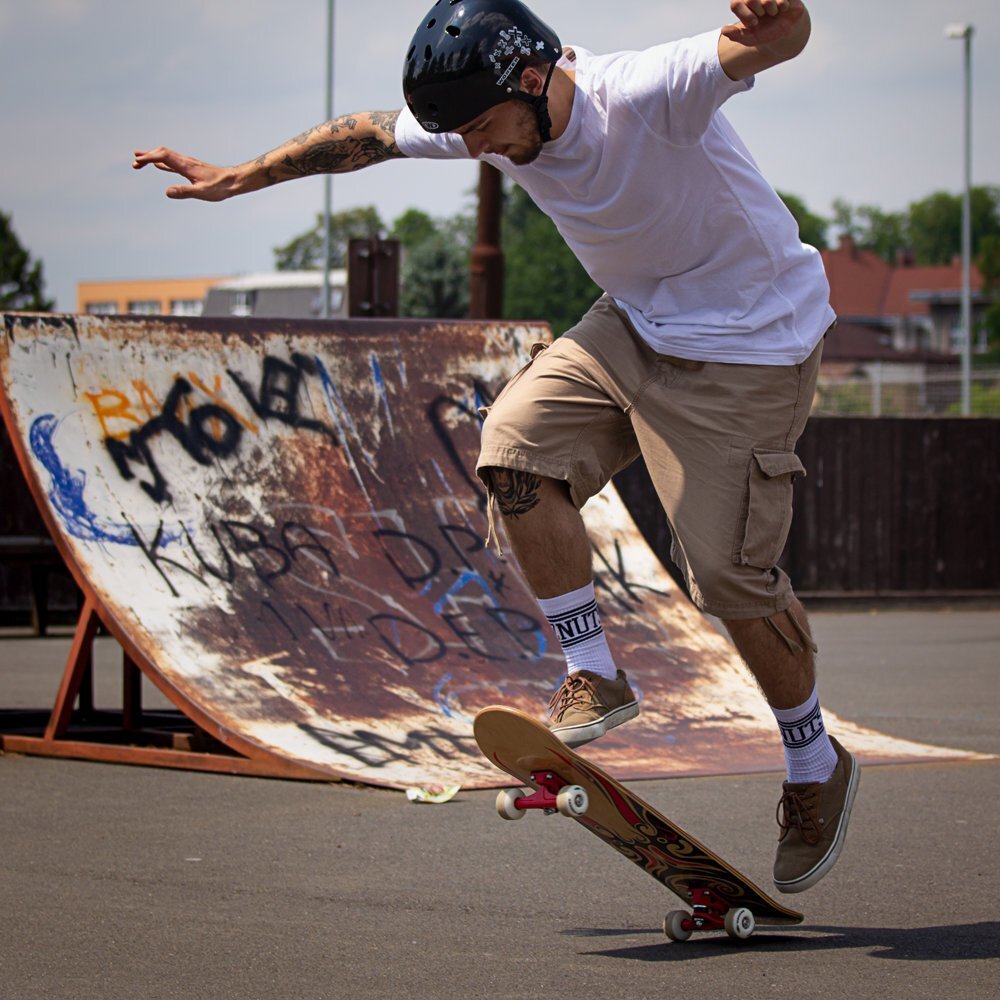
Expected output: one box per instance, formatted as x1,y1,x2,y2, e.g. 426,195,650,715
615,417,1000,600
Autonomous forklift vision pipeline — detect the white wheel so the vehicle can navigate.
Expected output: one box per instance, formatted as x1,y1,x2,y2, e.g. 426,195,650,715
724,907,755,940
663,910,693,942
556,785,589,817
496,789,527,820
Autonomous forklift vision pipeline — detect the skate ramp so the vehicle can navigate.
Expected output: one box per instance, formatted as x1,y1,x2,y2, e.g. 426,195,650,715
0,312,983,788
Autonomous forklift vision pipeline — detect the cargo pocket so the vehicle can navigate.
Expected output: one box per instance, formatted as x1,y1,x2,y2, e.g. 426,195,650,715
734,449,806,568
477,341,548,421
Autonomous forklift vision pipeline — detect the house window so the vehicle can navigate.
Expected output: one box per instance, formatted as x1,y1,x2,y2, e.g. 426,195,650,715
127,300,160,315
85,302,118,315
170,298,203,316
949,321,964,354
230,290,255,316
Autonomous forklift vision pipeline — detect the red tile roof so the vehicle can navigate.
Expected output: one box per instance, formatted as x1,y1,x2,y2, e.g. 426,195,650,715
822,237,983,319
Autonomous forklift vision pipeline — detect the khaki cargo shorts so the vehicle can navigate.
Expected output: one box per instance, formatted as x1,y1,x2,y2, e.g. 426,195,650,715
477,295,824,620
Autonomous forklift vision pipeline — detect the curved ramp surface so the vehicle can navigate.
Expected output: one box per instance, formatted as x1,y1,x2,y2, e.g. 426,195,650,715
1,313,982,788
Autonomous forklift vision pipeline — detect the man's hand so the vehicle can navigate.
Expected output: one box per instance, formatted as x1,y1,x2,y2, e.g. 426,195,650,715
132,148,242,201
719,0,811,80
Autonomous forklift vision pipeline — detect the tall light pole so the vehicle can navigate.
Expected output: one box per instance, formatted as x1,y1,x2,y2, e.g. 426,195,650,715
946,22,974,416
322,0,335,319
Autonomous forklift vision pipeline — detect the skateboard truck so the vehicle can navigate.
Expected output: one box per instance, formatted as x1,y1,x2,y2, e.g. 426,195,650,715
495,770,590,820
664,888,756,941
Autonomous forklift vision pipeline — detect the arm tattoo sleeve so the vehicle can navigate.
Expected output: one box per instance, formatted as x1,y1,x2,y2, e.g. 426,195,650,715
255,111,405,185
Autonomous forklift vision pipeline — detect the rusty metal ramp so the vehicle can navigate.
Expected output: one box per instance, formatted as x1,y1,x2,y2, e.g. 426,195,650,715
0,313,983,788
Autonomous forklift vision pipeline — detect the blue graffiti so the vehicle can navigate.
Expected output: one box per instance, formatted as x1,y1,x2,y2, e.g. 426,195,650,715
370,352,394,436
433,673,465,719
433,570,546,661
29,414,176,547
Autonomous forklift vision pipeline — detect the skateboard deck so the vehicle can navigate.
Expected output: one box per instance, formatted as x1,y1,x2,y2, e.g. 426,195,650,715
474,706,803,941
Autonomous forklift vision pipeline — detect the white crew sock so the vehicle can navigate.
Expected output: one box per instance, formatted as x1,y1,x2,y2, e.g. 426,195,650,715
770,686,839,784
537,582,618,681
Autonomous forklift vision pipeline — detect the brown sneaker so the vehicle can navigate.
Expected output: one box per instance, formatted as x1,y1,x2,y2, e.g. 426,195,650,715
547,670,639,748
773,736,860,894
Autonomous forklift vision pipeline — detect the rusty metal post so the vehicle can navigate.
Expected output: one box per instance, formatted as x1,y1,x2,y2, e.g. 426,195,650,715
348,238,400,317
469,163,504,319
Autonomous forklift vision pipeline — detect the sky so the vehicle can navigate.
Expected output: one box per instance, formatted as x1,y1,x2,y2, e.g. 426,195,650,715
2,0,998,312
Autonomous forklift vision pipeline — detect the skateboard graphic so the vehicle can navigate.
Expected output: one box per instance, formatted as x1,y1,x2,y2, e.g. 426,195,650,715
474,706,803,942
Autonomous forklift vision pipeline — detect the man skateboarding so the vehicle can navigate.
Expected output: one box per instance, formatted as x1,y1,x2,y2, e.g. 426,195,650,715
134,0,858,894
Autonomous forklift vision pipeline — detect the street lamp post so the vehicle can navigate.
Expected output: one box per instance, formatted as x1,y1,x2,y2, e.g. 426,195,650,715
946,22,974,416
322,0,335,319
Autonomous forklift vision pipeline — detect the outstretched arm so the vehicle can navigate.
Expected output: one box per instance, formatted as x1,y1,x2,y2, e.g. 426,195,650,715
718,0,811,81
133,110,405,201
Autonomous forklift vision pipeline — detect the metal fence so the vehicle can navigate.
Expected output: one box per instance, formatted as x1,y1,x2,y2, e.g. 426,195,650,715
814,368,1000,417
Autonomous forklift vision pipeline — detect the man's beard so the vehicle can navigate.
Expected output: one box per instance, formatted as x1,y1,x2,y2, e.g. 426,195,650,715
506,102,544,165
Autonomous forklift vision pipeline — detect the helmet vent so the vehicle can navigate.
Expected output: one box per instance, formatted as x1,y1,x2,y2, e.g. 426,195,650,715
407,45,415,60
445,25,460,37
426,17,436,28
424,44,432,61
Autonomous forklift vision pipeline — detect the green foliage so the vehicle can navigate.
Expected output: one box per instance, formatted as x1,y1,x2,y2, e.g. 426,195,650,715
834,186,1000,266
906,191,963,265
394,212,473,319
777,191,828,250
502,183,601,336
273,205,471,318
390,208,438,251
0,211,54,311
944,378,1000,416
272,206,385,270
832,198,908,262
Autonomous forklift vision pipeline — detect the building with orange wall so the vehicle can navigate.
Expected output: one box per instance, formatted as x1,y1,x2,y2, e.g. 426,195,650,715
76,276,231,316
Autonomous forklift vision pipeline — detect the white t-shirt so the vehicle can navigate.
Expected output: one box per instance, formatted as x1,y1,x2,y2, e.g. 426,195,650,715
395,29,835,365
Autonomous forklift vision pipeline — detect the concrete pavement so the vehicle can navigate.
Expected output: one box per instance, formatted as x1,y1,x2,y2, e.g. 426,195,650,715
1,607,997,999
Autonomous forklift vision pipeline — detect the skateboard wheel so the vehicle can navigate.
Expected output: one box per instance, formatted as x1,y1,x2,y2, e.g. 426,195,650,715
663,910,693,942
556,785,589,817
496,789,527,820
724,907,755,940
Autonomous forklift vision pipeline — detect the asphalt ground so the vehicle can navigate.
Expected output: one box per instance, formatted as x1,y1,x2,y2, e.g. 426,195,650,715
1,607,998,1000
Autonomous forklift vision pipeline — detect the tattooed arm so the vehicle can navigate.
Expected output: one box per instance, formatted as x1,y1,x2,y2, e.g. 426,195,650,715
132,110,405,201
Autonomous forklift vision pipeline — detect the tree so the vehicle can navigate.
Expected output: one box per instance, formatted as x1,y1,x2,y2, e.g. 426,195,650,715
393,210,473,318
390,208,438,250
905,191,962,265
833,186,1000,266
502,183,601,336
272,206,385,270
832,198,908,262
1,211,54,311
777,192,828,250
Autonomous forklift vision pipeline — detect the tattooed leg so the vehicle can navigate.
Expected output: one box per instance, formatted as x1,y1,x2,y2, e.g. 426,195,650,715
489,469,543,519
484,468,592,599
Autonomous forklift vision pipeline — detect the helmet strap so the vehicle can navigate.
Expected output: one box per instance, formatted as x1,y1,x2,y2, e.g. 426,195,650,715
512,59,558,144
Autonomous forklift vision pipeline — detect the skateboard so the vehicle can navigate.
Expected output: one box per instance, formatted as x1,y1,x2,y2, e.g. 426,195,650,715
473,706,803,942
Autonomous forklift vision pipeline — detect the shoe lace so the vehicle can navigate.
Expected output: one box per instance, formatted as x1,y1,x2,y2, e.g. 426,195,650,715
547,673,600,720
776,787,822,846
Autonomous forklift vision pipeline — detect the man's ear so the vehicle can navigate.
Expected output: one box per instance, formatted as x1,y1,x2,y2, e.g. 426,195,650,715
518,65,546,96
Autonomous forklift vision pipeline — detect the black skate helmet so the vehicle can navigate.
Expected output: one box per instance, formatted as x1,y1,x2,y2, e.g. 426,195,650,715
403,0,562,140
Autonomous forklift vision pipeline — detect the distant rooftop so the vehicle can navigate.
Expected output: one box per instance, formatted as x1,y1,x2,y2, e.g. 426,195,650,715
212,270,347,291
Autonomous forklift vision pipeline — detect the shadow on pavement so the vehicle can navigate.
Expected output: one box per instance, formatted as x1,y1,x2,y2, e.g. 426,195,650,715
564,922,1000,962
